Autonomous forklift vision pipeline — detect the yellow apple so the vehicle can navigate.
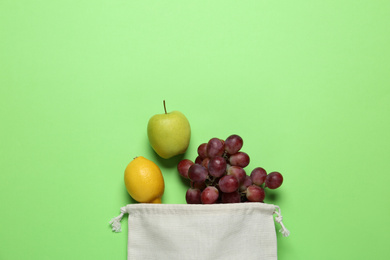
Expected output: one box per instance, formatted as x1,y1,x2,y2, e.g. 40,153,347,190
147,101,191,159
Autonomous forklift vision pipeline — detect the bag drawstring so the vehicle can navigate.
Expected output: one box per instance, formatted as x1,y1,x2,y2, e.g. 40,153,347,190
109,206,128,233
274,206,290,237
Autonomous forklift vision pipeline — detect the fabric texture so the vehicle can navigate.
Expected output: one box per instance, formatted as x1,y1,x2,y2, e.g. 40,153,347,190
111,203,287,260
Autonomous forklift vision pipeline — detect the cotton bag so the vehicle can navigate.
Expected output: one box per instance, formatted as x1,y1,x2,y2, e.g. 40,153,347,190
110,203,289,260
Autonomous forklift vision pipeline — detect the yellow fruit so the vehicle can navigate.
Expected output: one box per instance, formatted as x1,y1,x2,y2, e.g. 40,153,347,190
124,156,165,203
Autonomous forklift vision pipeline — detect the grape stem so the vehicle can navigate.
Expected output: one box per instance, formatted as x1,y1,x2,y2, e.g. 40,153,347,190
205,176,216,187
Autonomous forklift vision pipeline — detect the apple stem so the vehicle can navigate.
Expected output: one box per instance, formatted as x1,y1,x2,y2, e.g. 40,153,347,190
163,100,167,114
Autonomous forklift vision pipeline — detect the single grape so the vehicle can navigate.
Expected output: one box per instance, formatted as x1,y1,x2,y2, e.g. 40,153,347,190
197,143,208,159
186,188,202,204
239,175,253,192
201,157,210,168
188,164,208,183
218,175,239,193
201,186,219,204
265,172,283,189
177,159,194,179
208,156,227,178
221,191,241,203
224,134,243,154
191,181,206,190
227,166,246,184
250,167,267,186
246,185,265,202
207,138,225,158
195,156,203,164
229,152,250,168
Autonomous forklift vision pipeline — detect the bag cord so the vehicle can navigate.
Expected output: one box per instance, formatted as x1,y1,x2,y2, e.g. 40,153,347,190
274,205,290,237
109,206,128,233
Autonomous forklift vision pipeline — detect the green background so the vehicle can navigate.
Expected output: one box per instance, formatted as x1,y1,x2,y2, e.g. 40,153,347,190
1,0,389,259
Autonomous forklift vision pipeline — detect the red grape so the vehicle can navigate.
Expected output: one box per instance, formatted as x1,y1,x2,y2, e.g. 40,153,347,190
186,188,202,204
250,167,267,186
227,166,246,184
195,156,202,164
224,134,243,154
178,134,286,204
207,138,225,158
201,157,210,168
221,191,241,203
246,185,265,202
265,172,283,189
188,164,208,183
208,156,227,178
218,175,239,193
201,186,219,204
177,159,194,179
239,175,253,192
229,152,250,168
191,181,206,190
197,143,208,159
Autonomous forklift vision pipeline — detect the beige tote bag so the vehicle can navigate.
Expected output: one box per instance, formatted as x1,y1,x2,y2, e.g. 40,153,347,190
110,203,289,260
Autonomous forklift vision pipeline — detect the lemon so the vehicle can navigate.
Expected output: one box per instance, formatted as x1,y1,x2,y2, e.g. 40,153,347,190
124,156,165,203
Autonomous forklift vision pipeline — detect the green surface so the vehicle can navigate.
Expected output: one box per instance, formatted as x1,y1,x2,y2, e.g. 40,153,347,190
1,0,390,259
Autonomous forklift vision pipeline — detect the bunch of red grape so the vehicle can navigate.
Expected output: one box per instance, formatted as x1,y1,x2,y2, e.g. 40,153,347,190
177,134,284,204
